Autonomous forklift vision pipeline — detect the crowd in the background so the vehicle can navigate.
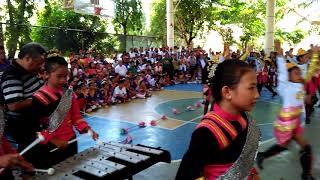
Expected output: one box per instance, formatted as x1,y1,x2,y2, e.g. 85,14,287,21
42,45,317,114
66,46,216,113
0,44,316,114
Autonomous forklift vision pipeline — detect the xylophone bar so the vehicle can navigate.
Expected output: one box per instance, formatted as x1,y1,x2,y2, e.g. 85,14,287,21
33,143,171,180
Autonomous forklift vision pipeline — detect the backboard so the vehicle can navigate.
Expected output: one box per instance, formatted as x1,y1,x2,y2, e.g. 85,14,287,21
67,0,114,17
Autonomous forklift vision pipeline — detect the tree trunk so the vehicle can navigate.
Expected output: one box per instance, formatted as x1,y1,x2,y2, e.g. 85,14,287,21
0,21,4,46
7,0,27,58
186,36,193,47
123,25,127,52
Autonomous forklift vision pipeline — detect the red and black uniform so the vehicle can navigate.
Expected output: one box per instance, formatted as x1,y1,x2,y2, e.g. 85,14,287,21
0,137,18,179
30,85,90,168
176,104,248,180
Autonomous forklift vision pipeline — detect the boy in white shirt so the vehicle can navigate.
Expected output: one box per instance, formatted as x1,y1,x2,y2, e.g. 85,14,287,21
112,80,128,103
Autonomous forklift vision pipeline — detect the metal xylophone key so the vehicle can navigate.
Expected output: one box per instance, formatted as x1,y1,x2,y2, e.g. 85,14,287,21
33,142,171,180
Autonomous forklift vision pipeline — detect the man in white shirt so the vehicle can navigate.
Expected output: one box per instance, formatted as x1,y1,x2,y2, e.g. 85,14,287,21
115,60,128,77
129,48,136,58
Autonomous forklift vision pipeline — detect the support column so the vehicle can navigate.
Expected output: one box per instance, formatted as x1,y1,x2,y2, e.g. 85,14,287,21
166,0,174,48
264,0,276,56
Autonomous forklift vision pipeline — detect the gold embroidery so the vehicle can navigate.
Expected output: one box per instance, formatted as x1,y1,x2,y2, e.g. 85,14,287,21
296,91,304,100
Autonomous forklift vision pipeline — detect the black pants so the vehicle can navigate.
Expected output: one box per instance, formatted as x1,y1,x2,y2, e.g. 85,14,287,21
257,83,276,95
5,122,48,168
47,138,78,166
21,140,77,169
0,170,14,180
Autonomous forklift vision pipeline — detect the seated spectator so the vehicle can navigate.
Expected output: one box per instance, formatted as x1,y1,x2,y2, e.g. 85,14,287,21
87,62,97,76
74,84,87,112
136,80,151,99
70,60,80,78
124,78,136,100
154,61,163,75
149,75,161,90
100,80,112,106
86,82,101,111
112,79,128,103
128,61,137,75
115,60,128,77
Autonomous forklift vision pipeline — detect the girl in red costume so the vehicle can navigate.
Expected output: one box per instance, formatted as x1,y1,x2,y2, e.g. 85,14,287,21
31,53,98,168
176,59,260,180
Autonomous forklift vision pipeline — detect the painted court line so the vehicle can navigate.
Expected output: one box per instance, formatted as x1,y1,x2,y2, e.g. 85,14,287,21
171,115,203,130
164,89,202,93
258,122,273,126
152,97,202,110
83,112,173,131
257,99,281,105
152,97,204,129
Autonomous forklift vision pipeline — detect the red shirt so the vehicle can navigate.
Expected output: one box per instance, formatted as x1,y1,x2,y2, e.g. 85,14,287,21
33,85,90,143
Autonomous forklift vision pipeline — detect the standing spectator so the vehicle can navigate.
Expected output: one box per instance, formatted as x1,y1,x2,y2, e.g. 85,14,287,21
0,43,46,168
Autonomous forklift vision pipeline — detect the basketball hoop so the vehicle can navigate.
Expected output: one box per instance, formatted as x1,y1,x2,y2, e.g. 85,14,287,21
64,0,74,9
311,20,320,25
73,0,114,18
94,6,102,16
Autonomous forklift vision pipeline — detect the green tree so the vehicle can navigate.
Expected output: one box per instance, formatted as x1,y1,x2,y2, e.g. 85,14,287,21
275,29,306,47
211,0,266,48
150,0,214,47
0,8,4,46
175,0,213,46
149,0,296,48
149,0,166,45
215,27,235,46
5,0,35,57
31,2,116,55
112,0,144,51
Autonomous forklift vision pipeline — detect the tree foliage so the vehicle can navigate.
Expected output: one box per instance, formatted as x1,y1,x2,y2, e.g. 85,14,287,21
150,0,213,46
31,2,117,55
5,0,35,57
112,0,144,51
149,0,298,48
275,29,306,47
149,0,166,45
215,27,235,45
175,0,213,46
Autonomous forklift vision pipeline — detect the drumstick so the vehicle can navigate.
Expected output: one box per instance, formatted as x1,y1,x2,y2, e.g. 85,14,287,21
49,138,80,153
34,168,55,175
20,134,45,156
88,129,104,146
50,130,101,153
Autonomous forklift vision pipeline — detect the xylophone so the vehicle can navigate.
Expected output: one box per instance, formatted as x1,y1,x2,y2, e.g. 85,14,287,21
32,142,171,180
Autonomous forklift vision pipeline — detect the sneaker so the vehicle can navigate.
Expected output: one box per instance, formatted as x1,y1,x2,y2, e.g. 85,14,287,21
86,108,92,113
256,152,264,170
